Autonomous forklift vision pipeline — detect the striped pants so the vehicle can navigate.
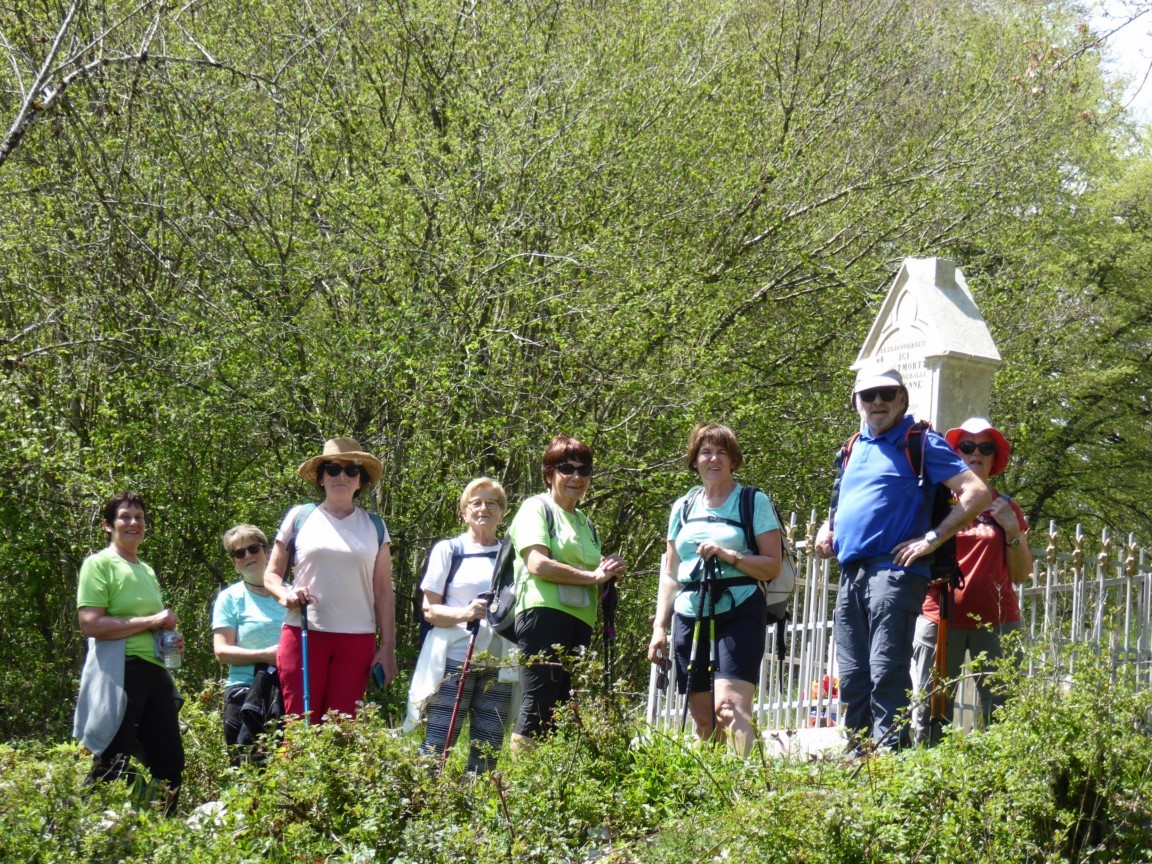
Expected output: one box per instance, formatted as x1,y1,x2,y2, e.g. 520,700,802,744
420,660,513,773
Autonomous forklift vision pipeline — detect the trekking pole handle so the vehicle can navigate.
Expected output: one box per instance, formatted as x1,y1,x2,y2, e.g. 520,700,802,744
467,591,492,635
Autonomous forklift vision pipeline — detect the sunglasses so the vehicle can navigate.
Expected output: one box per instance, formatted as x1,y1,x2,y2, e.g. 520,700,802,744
230,542,267,559
858,387,900,404
957,441,998,456
554,462,593,477
322,462,363,478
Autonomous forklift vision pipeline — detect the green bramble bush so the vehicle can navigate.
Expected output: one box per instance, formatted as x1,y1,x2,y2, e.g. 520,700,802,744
0,648,1149,863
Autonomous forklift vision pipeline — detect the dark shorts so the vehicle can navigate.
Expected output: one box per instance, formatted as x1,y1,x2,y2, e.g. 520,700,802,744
672,588,766,694
513,606,592,737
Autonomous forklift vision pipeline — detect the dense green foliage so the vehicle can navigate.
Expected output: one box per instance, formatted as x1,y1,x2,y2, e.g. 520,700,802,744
0,651,1149,862
1,0,1151,739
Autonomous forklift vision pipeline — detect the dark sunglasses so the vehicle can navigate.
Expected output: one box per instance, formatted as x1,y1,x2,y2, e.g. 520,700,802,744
858,387,900,404
322,462,363,478
230,542,267,559
957,441,998,456
554,462,593,477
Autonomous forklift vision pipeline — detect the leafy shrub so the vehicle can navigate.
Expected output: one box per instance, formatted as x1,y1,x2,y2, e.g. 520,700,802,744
1,649,1149,863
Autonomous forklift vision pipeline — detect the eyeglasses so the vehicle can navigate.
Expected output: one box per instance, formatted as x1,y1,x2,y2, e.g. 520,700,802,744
230,542,267,559
858,387,900,404
467,498,503,511
957,441,998,456
322,462,363,478
554,462,593,477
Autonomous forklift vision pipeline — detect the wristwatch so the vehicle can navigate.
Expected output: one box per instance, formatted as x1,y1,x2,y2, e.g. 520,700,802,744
1007,535,1023,548
924,530,939,547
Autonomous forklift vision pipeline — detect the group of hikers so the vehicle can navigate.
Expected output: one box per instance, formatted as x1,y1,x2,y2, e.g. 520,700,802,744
71,363,1031,811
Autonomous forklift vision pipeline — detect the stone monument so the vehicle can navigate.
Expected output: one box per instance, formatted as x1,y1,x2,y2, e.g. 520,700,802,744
854,257,1000,432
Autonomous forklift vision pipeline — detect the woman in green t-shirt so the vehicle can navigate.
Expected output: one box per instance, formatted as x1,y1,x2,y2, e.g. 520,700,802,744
506,436,627,745
75,491,184,813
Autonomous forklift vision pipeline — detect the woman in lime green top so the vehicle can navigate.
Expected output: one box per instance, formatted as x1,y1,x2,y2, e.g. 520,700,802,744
507,436,627,745
75,491,184,812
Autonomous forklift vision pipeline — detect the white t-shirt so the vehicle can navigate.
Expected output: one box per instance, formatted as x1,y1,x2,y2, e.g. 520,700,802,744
421,534,499,663
275,504,389,634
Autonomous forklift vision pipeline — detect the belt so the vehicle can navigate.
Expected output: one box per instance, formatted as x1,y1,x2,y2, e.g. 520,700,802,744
841,555,896,573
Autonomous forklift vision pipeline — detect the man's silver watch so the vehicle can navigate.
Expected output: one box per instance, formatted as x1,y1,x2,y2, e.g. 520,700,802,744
924,530,940,547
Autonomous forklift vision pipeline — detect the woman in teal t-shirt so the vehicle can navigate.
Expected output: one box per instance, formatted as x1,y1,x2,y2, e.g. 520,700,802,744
507,435,627,744
211,524,284,764
647,423,782,756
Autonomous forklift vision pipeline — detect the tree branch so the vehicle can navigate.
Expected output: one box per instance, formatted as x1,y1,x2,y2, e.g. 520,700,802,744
0,50,278,171
0,0,82,166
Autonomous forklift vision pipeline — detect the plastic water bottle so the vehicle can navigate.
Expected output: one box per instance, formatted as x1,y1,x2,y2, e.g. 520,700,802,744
161,631,182,670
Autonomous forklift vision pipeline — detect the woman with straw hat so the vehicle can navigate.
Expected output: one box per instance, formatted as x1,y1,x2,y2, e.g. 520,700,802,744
264,438,396,722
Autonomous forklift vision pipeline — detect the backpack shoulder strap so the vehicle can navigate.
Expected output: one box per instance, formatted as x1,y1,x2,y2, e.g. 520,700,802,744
285,503,320,577
442,537,466,592
981,492,1014,534
738,485,759,554
542,494,555,538
829,436,859,529
836,433,861,472
902,420,932,483
527,494,559,558
677,487,704,533
367,512,386,547
293,502,319,535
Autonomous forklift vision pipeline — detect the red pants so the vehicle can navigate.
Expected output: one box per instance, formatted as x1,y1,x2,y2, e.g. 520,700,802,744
277,625,375,723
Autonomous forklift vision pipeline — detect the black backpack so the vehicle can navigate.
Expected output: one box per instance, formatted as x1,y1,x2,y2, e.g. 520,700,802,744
487,496,599,643
831,420,962,586
416,537,498,647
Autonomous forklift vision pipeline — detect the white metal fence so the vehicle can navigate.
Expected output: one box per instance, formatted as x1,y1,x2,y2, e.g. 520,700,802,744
645,513,1152,732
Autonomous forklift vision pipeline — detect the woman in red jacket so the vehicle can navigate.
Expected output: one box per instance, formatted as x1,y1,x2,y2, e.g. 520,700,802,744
912,418,1034,741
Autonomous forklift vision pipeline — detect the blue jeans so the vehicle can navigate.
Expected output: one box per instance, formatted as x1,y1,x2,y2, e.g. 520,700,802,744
834,563,927,748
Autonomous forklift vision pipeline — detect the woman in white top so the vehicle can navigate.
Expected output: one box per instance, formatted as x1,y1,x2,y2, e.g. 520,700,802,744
411,477,514,773
264,438,396,722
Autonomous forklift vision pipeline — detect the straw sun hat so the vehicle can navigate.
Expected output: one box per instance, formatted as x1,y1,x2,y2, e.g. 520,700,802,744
297,438,383,487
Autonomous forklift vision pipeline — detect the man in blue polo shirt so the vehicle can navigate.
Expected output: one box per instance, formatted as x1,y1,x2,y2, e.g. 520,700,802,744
814,367,990,750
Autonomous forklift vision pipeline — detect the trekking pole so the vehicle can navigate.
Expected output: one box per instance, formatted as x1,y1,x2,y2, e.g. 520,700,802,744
704,557,723,743
600,578,618,689
439,614,481,778
300,600,312,726
680,561,708,735
930,584,950,736
680,614,702,735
